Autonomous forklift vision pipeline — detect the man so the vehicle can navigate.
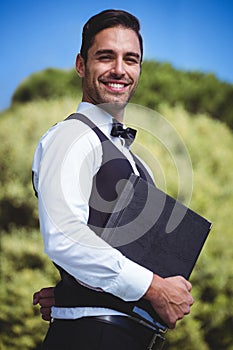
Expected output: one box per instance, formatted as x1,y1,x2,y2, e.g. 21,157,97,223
32,9,193,350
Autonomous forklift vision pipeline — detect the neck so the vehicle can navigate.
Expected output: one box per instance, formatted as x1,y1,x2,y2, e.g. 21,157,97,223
104,105,125,122
81,99,126,122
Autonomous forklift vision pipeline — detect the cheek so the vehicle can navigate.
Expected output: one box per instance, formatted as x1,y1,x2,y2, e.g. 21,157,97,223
131,72,140,85
86,69,100,83
129,65,141,78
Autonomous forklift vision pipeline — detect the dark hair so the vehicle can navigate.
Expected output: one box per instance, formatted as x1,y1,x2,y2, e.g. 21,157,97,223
80,9,143,62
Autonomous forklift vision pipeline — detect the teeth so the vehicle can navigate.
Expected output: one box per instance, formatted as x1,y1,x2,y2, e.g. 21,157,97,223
107,83,125,89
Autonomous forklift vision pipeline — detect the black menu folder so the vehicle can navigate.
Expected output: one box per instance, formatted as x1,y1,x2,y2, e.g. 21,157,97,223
101,174,212,280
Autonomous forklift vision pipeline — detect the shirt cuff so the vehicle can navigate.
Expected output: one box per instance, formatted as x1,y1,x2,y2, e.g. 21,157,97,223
105,257,153,302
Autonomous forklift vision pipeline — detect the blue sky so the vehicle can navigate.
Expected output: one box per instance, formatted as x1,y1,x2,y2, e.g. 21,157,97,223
1,0,233,111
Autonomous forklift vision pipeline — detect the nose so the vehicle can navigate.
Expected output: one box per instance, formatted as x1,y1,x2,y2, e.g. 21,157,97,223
111,58,125,77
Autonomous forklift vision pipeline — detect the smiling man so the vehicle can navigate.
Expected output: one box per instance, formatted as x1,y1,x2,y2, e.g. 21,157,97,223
77,25,141,117
32,9,193,350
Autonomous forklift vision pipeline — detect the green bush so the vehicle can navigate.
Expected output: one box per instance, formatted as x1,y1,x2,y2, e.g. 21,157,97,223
0,97,79,230
155,106,233,350
132,61,233,130
0,228,59,350
12,68,82,104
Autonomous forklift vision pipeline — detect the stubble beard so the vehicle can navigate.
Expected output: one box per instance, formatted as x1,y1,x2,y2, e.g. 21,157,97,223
82,67,139,118
83,81,131,118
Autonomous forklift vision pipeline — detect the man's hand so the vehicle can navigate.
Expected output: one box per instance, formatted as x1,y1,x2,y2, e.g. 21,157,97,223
33,287,55,321
144,274,194,329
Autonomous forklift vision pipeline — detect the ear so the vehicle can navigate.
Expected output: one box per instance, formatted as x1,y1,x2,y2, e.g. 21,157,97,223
76,54,85,77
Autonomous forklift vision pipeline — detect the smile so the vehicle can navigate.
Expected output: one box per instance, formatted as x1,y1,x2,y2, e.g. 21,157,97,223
107,83,125,89
103,81,129,92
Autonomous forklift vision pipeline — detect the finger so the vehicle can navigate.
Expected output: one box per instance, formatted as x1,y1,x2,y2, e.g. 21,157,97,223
33,291,40,305
183,305,191,315
42,314,52,321
39,287,55,298
40,306,52,316
33,287,54,304
167,321,176,330
177,276,192,291
38,297,55,307
185,280,192,291
189,295,194,306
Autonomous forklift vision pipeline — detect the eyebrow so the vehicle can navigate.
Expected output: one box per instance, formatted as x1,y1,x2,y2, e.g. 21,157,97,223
95,49,140,60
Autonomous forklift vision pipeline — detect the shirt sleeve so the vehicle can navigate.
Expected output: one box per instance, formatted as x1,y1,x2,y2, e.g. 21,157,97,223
34,120,153,302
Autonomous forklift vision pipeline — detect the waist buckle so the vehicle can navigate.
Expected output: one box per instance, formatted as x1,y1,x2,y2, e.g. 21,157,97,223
147,332,165,350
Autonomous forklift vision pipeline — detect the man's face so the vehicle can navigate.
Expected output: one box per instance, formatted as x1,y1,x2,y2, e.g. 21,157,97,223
77,26,142,115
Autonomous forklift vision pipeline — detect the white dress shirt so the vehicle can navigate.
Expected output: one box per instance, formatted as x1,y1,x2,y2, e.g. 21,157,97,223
32,102,153,319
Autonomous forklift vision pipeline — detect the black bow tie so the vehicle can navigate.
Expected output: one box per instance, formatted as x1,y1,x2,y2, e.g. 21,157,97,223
111,120,137,146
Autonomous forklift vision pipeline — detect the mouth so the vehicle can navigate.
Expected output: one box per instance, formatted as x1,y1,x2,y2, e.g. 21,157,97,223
101,80,130,92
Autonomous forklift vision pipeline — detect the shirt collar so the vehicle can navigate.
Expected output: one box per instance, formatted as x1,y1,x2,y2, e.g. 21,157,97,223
77,102,129,142
77,102,113,133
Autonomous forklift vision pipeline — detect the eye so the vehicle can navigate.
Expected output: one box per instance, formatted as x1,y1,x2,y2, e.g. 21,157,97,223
125,55,140,64
98,55,113,61
127,59,139,65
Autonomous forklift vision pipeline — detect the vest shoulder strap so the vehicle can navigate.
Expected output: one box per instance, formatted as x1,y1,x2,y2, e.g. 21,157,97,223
65,112,108,143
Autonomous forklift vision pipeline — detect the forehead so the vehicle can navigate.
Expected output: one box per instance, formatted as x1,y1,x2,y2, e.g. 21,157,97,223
89,26,141,57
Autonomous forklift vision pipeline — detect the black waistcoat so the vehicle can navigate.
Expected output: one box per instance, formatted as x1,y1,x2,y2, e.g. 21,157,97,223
53,113,157,321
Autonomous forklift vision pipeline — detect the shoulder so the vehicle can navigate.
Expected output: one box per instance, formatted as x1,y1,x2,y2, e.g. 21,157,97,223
32,119,102,172
39,119,102,153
